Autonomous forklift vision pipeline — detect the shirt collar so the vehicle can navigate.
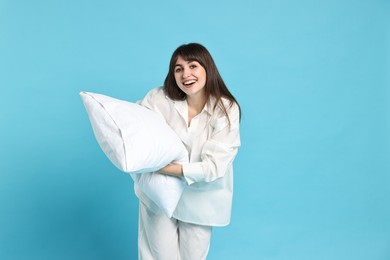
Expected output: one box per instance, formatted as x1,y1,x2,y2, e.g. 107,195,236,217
167,95,216,115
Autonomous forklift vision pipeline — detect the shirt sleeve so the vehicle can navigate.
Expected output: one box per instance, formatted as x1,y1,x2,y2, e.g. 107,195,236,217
182,102,241,185
137,87,161,109
136,87,169,120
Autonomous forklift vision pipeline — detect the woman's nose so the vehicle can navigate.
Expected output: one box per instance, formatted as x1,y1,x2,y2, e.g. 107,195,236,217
182,68,190,78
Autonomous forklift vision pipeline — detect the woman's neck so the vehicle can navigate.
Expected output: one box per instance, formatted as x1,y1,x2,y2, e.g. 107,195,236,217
187,93,206,114
186,94,207,126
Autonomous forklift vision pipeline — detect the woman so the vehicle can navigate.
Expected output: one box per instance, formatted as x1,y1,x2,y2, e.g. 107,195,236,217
135,43,241,260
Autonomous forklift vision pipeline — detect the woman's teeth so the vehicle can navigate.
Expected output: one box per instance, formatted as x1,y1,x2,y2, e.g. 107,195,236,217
184,80,196,85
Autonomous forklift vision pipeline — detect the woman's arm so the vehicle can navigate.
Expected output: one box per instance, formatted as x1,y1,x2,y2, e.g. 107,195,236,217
158,102,241,184
158,164,183,177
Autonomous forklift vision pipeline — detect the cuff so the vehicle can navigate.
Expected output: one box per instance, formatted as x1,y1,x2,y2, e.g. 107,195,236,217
182,162,204,185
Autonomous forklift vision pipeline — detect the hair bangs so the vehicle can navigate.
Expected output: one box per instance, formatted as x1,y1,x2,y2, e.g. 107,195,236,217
171,44,206,68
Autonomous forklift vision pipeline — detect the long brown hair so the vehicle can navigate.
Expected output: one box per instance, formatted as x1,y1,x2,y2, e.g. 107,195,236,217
163,43,241,123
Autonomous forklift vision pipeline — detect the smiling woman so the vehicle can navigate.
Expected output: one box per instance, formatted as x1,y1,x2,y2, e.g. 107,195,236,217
134,43,241,260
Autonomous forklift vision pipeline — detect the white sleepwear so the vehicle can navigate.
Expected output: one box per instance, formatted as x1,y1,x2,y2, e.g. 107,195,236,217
138,201,212,260
135,87,240,259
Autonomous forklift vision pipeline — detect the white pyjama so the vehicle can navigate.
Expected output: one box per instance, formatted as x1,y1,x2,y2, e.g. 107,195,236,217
138,201,212,260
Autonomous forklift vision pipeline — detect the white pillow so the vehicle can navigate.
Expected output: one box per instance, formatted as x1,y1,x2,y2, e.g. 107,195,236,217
80,91,188,217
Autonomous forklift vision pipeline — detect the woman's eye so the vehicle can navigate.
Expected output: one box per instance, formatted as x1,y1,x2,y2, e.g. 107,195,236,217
189,64,197,69
175,67,182,73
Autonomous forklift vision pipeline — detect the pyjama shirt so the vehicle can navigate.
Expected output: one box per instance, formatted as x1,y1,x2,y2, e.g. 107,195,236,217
135,87,241,226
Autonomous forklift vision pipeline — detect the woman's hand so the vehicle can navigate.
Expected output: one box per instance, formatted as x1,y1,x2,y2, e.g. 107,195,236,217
158,164,183,177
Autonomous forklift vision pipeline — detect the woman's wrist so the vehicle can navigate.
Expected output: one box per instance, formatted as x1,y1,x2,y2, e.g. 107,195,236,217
159,164,183,177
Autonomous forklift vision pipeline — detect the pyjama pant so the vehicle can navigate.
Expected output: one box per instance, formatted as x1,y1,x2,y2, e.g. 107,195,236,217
138,201,212,260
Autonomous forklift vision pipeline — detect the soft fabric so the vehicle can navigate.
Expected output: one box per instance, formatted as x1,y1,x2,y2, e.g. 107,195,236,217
80,91,188,217
137,87,241,226
138,201,212,260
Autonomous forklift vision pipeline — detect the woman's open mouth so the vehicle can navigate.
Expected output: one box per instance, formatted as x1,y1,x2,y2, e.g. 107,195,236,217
183,80,196,87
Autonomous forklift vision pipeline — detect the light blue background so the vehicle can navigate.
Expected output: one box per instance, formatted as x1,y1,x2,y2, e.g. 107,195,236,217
1,0,389,259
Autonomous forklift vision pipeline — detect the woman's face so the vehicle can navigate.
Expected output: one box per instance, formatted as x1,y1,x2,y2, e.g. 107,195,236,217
174,56,207,100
